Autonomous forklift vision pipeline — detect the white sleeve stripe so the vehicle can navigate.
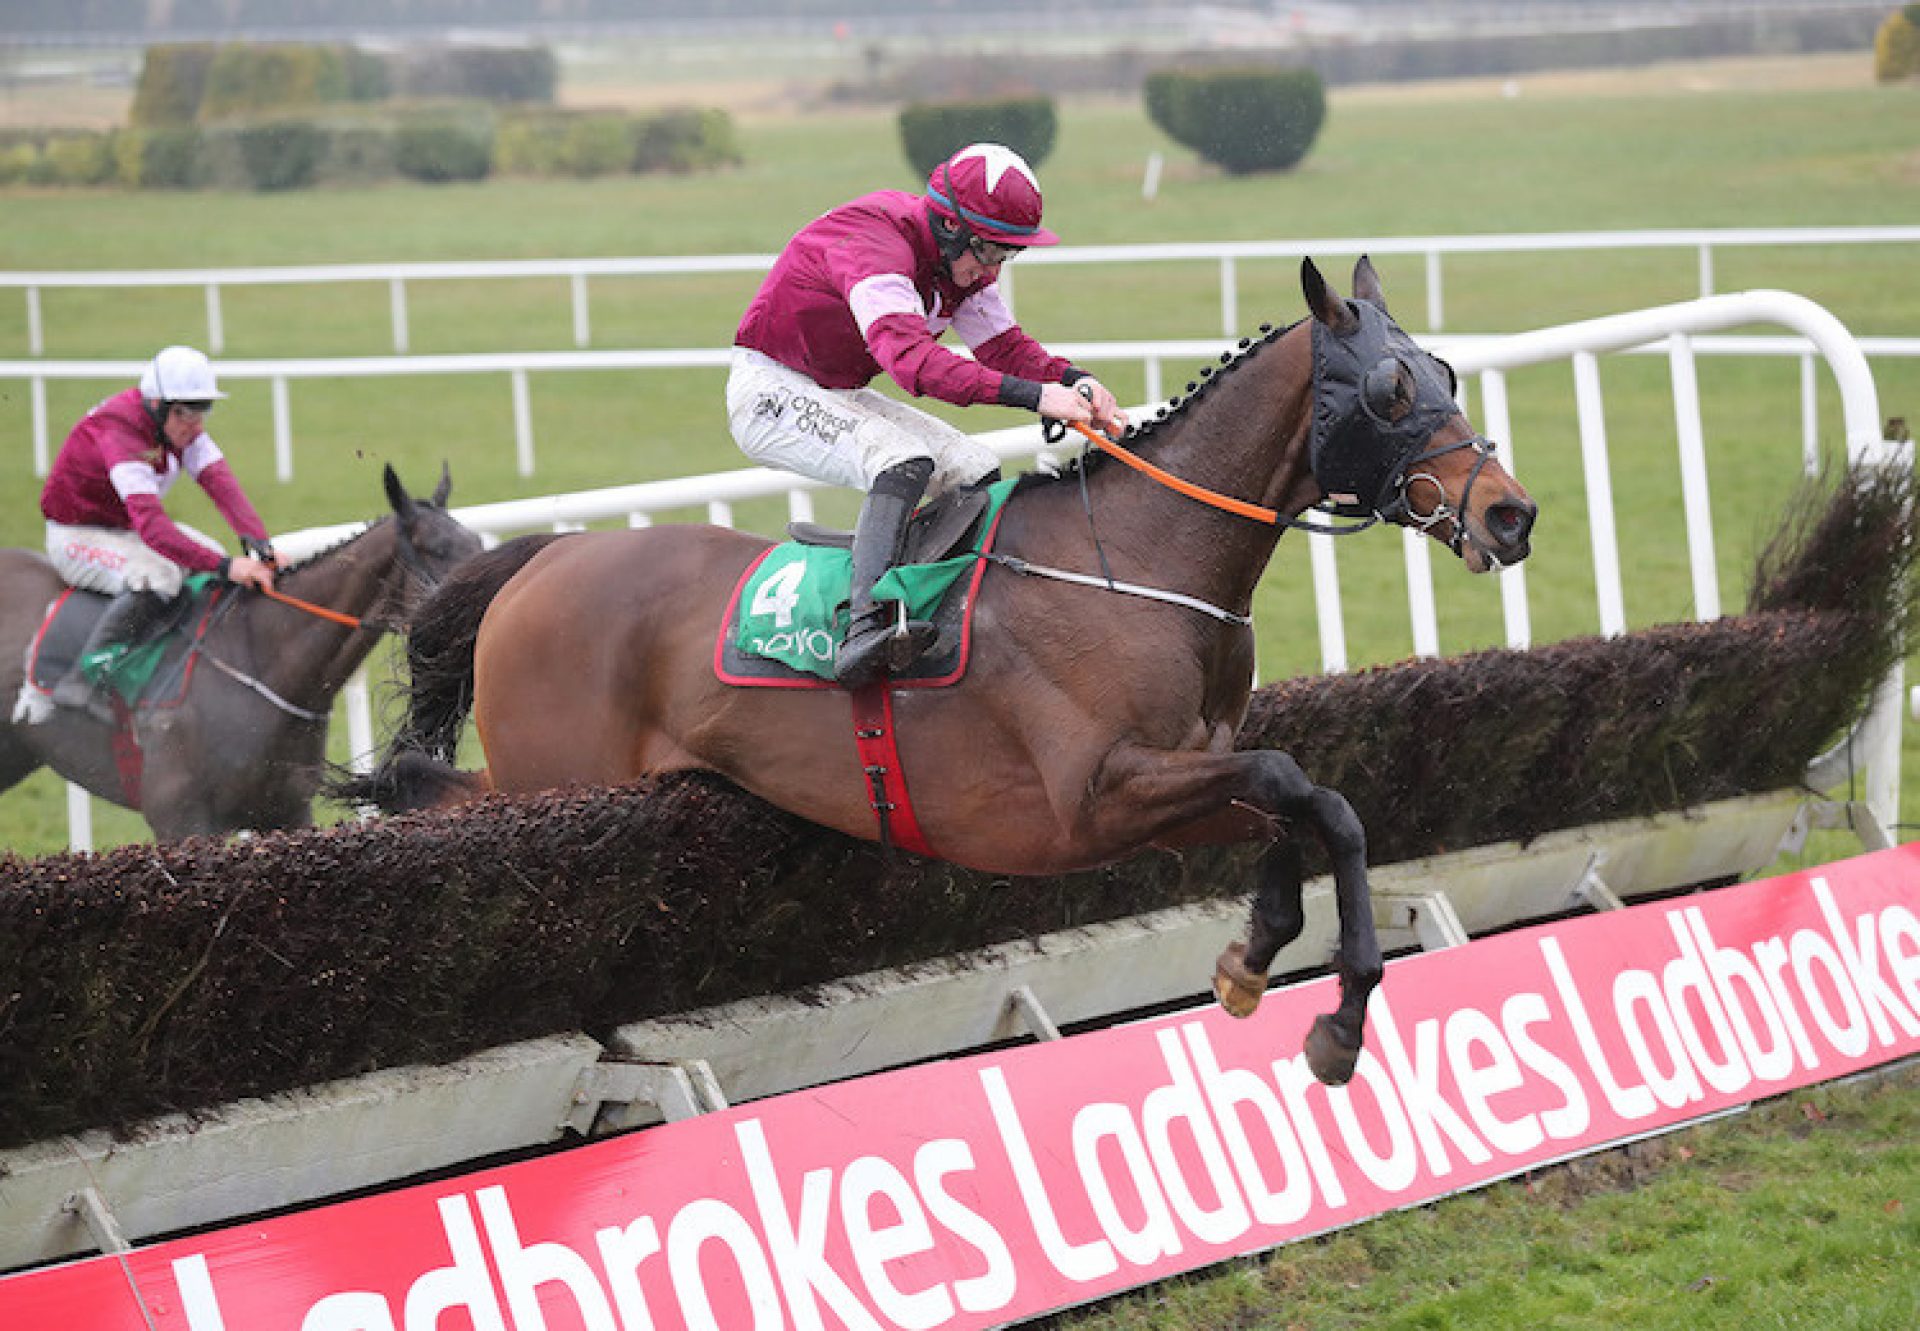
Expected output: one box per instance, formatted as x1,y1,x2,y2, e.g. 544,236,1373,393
952,285,1017,349
180,434,222,476
108,461,162,498
849,273,927,337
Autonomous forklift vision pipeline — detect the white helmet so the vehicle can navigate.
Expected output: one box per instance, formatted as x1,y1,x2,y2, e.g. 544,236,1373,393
139,345,227,403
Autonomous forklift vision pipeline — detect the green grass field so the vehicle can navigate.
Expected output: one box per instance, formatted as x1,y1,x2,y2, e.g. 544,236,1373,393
1,57,1917,861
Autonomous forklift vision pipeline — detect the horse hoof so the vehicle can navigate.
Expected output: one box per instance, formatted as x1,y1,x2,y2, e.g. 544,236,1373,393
1212,942,1268,1019
1305,1014,1361,1086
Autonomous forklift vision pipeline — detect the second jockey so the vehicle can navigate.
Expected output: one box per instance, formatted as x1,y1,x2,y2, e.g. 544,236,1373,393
39,345,278,719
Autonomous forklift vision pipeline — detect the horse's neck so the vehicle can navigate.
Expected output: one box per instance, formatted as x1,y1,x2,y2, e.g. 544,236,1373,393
1073,341,1318,608
230,522,400,699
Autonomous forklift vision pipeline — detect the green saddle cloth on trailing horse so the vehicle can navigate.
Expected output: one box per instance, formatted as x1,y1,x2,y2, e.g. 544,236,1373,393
716,478,1016,687
28,574,221,709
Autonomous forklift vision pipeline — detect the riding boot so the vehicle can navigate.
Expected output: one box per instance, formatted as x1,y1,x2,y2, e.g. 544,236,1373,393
49,588,168,722
836,457,937,688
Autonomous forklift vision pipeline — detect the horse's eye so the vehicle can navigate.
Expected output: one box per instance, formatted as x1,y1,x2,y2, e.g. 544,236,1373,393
1362,360,1413,423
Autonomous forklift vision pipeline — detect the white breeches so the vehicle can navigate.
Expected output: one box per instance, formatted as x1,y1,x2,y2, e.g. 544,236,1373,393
45,521,223,599
726,347,1002,498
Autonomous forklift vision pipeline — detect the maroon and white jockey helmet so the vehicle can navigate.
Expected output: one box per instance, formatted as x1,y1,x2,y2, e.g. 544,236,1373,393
924,143,1060,247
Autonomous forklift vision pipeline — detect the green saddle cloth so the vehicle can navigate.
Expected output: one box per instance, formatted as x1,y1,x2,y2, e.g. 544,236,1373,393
80,573,219,704
733,479,1015,680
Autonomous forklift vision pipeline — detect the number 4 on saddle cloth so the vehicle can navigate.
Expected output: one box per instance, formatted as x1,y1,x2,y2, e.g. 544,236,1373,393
17,574,223,724
716,478,1017,689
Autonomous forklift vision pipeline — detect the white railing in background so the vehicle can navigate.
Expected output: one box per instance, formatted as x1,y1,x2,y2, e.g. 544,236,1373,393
46,291,1904,854
4,335,1916,485
4,225,1917,353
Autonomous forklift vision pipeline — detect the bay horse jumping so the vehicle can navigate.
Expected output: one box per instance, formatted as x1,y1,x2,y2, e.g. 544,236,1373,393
345,259,1538,1084
0,466,481,842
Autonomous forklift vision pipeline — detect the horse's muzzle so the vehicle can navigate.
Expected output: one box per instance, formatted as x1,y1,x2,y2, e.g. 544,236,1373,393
1480,497,1538,566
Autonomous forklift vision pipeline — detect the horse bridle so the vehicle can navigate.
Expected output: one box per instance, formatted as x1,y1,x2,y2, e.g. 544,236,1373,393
1372,431,1506,563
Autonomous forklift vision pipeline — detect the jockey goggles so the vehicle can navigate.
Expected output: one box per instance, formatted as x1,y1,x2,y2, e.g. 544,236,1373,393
170,399,216,414
967,236,1023,267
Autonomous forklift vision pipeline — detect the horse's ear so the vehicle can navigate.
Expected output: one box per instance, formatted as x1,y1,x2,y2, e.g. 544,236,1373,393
1302,257,1357,334
431,461,452,507
1352,255,1389,316
383,464,418,522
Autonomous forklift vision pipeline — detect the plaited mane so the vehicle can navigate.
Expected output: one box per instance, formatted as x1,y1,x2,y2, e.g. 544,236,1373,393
1022,319,1297,490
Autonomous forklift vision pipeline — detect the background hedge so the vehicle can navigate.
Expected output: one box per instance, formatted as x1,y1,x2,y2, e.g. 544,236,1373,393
1,105,736,191
0,462,1907,1149
896,96,1058,178
1144,65,1326,174
1876,5,1920,81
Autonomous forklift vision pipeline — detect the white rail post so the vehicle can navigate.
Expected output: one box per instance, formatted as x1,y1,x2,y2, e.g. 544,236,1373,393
1667,333,1721,621
272,376,293,482
1799,353,1819,475
1219,256,1238,338
344,668,374,774
1478,369,1531,649
512,369,535,477
1402,527,1439,658
31,375,49,476
1425,249,1444,331
205,283,224,354
570,272,591,348
26,284,42,355
389,277,409,354
65,783,91,853
1573,351,1627,637
1308,529,1346,673
1860,436,1913,841
1697,243,1714,299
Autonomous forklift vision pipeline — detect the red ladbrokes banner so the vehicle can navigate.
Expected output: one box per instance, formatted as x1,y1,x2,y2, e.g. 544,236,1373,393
6,846,1919,1329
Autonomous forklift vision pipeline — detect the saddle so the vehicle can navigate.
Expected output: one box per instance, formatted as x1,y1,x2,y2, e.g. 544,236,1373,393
786,479,995,565
25,582,216,713
716,479,1013,689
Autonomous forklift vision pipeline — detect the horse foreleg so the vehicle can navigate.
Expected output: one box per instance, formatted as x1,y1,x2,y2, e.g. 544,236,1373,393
1214,837,1304,1014
1096,745,1380,1088
1259,753,1378,1086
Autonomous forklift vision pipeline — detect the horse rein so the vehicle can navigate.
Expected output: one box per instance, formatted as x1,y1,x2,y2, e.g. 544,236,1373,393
1063,421,1282,524
261,585,367,629
187,515,449,719
1061,421,1378,537
1065,419,1504,559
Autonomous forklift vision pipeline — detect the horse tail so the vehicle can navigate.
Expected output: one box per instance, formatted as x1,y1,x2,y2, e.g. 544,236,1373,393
330,533,570,813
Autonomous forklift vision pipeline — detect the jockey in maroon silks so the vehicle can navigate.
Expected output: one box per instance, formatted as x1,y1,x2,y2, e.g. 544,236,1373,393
729,142,1129,686
40,345,279,718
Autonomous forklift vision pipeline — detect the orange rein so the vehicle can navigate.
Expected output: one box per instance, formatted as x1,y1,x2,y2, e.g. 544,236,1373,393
1065,421,1281,526
258,584,367,630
